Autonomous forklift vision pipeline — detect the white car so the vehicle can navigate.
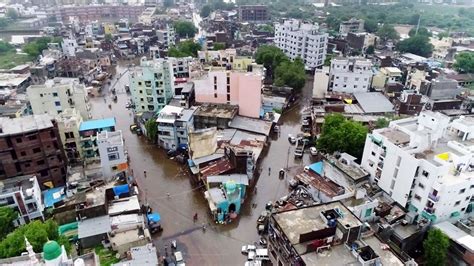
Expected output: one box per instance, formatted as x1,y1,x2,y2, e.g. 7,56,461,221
247,250,256,261
241,245,257,254
310,147,318,156
288,134,297,144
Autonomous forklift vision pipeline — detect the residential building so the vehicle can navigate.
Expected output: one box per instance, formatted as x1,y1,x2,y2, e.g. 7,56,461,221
0,73,30,97
339,18,364,36
62,38,78,57
0,175,44,225
138,7,156,25
346,32,377,54
313,66,330,99
193,104,238,130
361,111,474,223
97,130,127,180
420,77,462,101
51,5,146,23
267,201,407,266
156,25,175,49
238,5,269,22
156,105,183,150
129,57,175,113
0,115,67,189
274,19,328,70
27,78,91,120
175,107,196,148
193,65,263,118
371,67,402,91
434,222,474,266
79,118,116,163
56,108,83,164
329,57,373,93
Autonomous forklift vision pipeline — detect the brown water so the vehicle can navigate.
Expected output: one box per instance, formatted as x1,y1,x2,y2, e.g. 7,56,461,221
89,62,315,265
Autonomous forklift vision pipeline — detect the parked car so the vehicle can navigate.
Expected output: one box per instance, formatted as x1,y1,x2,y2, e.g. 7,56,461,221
310,147,318,156
174,251,185,266
288,134,296,144
241,245,257,254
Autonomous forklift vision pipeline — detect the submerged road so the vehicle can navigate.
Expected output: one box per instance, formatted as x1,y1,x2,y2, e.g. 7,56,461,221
89,62,315,265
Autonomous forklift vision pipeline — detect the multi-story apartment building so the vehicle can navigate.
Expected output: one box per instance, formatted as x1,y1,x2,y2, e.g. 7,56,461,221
0,115,67,189
372,67,403,91
329,57,373,93
50,5,146,23
193,65,263,118
56,108,83,164
274,19,328,70
97,130,127,180
156,25,176,50
339,18,364,36
129,57,175,113
0,175,44,225
238,5,269,22
361,111,474,223
27,78,91,120
156,106,196,150
79,118,116,163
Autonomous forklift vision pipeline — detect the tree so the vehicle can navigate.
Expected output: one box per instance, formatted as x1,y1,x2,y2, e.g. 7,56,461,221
255,45,289,79
145,119,158,143
105,33,113,42
6,8,18,20
365,45,375,55
0,207,17,239
376,24,400,43
0,41,14,54
364,19,378,33
396,35,433,57
423,228,450,266
408,27,432,38
200,5,212,18
173,21,197,38
0,220,70,258
168,40,201,58
257,24,274,33
213,42,225,50
374,117,389,129
453,52,474,73
22,37,63,57
316,114,368,159
274,57,306,92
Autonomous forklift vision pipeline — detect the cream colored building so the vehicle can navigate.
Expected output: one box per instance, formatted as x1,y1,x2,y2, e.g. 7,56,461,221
371,67,402,91
56,108,83,164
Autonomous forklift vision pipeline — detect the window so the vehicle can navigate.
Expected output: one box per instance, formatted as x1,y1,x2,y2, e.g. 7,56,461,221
20,151,26,156
418,183,425,189
396,156,401,167
25,163,30,167
107,147,118,152
390,180,395,189
455,201,461,206
214,93,217,98
414,194,421,201
214,76,217,83
138,82,142,86
55,101,61,106
422,170,429,177
16,138,22,143
227,94,230,101
108,153,119,161
460,188,466,194
33,148,41,153
462,208,466,212
466,196,471,201
28,135,37,141
365,208,372,217
393,168,399,178
40,93,43,97
52,92,58,97
37,160,45,165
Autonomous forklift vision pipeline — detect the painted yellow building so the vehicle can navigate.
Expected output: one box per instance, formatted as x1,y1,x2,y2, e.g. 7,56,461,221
103,23,116,35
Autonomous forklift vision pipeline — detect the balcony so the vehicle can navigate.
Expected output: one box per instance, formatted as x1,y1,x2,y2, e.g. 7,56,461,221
421,210,437,222
428,193,440,202
424,207,436,214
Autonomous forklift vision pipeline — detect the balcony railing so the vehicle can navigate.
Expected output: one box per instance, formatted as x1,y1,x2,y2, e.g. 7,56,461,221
424,207,436,214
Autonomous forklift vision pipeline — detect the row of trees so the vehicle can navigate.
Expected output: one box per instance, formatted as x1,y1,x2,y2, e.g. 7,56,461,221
255,45,306,92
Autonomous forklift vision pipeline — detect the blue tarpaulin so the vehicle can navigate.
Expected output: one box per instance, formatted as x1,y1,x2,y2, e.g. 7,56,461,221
43,187,66,208
112,184,129,197
147,213,161,223
309,162,324,175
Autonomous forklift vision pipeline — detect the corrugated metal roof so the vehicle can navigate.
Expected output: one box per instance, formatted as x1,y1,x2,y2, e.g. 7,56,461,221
78,215,111,239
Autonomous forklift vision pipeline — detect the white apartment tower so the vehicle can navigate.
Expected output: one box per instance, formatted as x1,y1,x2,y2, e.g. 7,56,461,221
274,19,328,70
329,57,373,93
27,78,91,120
361,111,474,224
97,130,127,181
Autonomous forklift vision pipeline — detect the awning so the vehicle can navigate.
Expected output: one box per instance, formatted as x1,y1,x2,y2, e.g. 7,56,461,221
147,213,161,223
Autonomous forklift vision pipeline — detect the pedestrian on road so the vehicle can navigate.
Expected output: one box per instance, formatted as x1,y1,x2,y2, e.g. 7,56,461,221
143,170,147,178
193,213,198,223
268,167,271,176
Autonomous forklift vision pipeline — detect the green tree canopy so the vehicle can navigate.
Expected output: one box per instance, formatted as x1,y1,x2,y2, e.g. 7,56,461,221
22,37,63,57
364,19,378,33
105,33,113,42
0,41,14,54
453,52,474,73
6,8,18,20
376,24,400,43
212,42,225,50
173,21,197,38
374,117,389,129
408,27,432,38
365,45,375,55
274,57,306,92
0,220,70,258
168,40,201,57
423,228,450,266
200,5,212,18
396,35,433,57
316,114,368,159
0,207,17,239
145,119,157,143
257,24,274,33
255,45,289,79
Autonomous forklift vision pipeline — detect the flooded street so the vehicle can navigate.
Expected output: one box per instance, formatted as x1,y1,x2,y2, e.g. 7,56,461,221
89,63,314,265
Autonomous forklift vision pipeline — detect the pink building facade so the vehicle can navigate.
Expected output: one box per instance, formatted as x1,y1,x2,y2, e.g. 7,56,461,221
194,69,262,118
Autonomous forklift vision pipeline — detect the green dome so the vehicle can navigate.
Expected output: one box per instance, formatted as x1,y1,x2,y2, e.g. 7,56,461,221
43,240,62,261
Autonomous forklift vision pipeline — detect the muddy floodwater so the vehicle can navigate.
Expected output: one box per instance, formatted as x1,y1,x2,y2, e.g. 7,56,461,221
88,62,315,265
